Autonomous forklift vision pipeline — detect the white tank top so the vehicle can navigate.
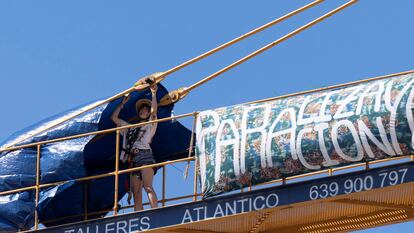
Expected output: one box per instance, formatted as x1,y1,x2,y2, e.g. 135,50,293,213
118,120,157,162
130,124,155,149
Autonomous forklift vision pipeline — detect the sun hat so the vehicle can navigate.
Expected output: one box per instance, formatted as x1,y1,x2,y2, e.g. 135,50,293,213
135,99,152,114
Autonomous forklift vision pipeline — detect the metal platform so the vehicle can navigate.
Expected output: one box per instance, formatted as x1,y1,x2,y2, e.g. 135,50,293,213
35,161,414,233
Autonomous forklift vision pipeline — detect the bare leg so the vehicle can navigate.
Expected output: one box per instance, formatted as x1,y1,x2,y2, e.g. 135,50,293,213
130,175,143,211
141,168,158,208
127,175,133,204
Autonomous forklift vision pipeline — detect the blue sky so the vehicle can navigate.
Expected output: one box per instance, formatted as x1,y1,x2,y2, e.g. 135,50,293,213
1,0,413,231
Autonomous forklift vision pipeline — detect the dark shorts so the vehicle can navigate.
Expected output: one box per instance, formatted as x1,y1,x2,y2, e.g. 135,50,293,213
132,149,157,180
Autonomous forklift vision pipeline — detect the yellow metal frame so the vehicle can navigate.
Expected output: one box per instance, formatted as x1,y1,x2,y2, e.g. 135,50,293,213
141,181,414,233
1,70,414,230
162,0,324,77
185,0,359,93
162,0,360,105
3,0,326,149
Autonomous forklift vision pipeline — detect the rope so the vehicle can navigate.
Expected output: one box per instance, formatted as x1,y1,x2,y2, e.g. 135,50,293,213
184,112,198,179
170,164,184,174
185,0,358,93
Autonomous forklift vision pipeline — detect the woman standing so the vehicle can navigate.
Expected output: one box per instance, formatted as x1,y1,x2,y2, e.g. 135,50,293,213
111,82,159,211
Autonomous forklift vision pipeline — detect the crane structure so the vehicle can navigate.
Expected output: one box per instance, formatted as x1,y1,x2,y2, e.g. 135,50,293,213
2,1,414,232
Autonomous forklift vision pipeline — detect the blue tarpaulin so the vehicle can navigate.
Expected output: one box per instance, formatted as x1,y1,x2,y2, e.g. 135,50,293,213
0,84,193,231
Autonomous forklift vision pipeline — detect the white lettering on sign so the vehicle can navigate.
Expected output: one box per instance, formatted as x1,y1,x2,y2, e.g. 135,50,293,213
196,110,220,191
181,192,279,224
196,76,414,191
240,105,271,172
216,119,240,182
63,217,151,233
266,108,297,166
385,79,414,154
331,119,364,162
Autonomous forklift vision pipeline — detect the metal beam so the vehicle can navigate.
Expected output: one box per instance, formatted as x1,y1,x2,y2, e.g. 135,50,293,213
261,209,411,233
333,198,414,213
249,212,271,233
167,229,224,233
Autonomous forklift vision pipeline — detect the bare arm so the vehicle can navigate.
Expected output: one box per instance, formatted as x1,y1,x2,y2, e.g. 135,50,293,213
150,84,158,134
111,95,130,127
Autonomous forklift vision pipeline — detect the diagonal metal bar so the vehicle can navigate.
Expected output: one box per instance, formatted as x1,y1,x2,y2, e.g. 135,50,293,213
162,0,324,77
333,198,414,213
161,0,359,106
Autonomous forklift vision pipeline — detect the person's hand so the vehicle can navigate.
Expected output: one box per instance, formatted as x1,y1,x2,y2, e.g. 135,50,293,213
121,94,130,105
150,83,158,93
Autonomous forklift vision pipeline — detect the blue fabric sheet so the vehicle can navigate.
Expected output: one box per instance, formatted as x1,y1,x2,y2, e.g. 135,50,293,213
0,84,193,231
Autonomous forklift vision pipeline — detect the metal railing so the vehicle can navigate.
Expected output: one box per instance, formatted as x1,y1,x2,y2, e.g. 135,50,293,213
2,69,414,230
0,112,200,231
1,109,413,231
